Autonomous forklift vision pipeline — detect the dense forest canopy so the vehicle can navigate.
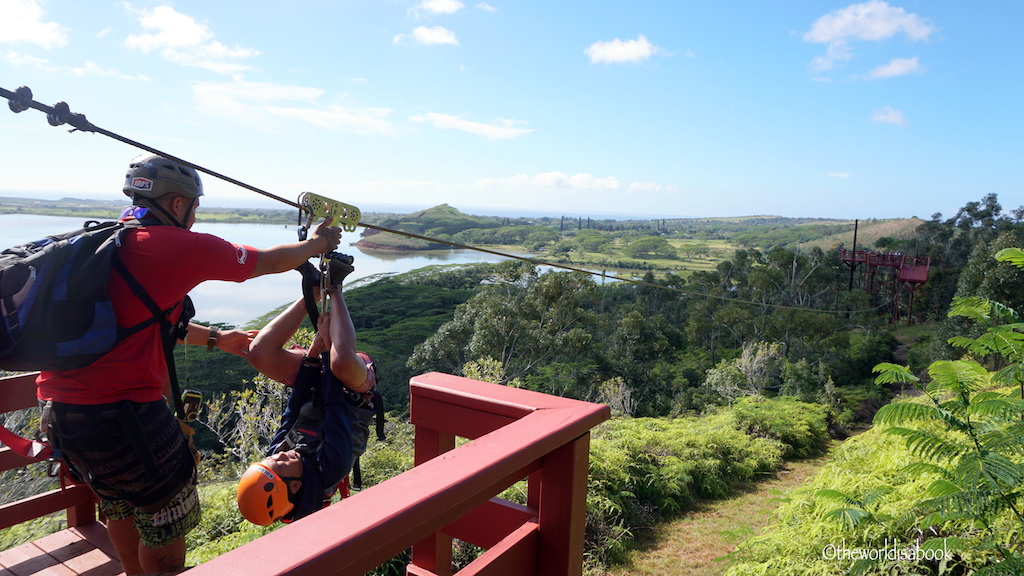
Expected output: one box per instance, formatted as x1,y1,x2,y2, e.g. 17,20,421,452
6,193,1024,573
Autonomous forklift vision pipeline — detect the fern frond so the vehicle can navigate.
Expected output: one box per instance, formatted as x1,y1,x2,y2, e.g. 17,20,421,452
949,296,993,322
968,395,1024,421
922,536,969,553
996,247,1024,270
976,329,1024,360
979,429,1024,458
927,479,963,499
955,452,1024,491
992,365,1024,389
873,362,919,385
918,404,973,436
874,402,939,425
948,335,989,354
928,360,990,396
816,489,861,507
823,507,871,529
885,427,966,462
861,486,894,507
974,556,1024,576
901,461,951,478
920,490,986,519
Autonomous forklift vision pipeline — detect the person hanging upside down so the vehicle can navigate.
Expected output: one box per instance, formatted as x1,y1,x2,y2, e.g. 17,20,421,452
237,254,377,525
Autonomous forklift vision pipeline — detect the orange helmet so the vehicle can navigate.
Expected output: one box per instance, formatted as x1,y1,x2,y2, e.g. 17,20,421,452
237,463,293,526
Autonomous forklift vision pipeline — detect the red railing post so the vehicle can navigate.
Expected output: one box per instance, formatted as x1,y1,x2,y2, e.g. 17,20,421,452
537,434,591,576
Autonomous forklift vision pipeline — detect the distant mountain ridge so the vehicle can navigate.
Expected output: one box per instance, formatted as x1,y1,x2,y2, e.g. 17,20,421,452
1,196,923,253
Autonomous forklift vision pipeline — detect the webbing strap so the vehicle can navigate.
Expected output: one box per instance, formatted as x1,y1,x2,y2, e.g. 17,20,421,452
110,254,188,420
0,424,52,460
352,456,362,491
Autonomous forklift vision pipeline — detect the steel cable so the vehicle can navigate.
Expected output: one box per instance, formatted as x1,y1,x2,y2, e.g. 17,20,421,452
3,84,897,316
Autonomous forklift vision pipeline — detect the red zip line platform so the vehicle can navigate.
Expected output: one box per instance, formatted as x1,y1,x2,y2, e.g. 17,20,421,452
1,371,610,576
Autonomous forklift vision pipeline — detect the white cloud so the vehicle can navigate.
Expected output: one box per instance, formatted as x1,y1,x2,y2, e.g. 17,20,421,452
5,51,58,71
479,172,619,191
124,5,259,73
410,113,532,139
5,50,147,80
868,56,921,78
478,172,679,198
803,1,934,72
71,60,149,81
871,106,906,126
414,0,464,16
193,80,398,135
394,26,460,46
266,105,396,135
0,0,68,49
585,35,659,64
475,3,498,12
628,181,676,193
827,172,852,179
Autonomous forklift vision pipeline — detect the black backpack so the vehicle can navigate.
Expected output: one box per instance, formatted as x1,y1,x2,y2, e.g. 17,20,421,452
0,219,174,371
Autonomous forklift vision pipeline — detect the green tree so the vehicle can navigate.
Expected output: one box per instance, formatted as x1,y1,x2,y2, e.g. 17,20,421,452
624,236,675,259
408,269,599,384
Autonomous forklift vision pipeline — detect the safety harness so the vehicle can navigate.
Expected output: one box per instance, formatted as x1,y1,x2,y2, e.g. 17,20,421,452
298,262,385,491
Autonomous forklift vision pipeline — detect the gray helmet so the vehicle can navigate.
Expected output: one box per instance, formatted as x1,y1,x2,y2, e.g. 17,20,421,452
122,153,203,199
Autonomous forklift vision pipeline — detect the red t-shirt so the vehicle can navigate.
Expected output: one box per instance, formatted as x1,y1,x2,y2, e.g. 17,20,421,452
37,225,258,404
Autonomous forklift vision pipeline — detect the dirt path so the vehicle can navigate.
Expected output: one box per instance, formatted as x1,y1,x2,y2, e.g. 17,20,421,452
606,454,831,576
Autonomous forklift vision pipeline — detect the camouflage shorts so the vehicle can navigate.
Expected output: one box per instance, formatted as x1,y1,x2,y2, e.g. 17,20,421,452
99,472,201,548
48,399,200,548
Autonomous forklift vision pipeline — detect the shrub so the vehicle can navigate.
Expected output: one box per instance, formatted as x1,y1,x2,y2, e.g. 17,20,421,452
586,397,831,568
728,396,830,459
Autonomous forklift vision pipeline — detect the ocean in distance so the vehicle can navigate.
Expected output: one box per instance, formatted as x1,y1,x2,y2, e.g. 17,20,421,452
0,214,514,328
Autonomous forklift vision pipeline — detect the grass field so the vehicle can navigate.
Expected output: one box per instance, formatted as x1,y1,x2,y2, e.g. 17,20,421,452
803,218,925,251
605,452,832,576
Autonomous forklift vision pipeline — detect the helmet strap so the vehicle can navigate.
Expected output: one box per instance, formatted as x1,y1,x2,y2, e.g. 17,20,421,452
136,195,188,229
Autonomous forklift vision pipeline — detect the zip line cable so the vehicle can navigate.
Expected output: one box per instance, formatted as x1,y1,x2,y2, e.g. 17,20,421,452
3,84,896,317
2,85,302,211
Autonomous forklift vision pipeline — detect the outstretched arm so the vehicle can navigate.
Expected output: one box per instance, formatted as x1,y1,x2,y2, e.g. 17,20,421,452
181,322,253,357
251,219,342,278
247,297,311,386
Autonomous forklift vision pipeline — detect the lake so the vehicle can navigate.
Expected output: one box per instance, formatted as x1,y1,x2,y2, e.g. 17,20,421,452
0,214,514,327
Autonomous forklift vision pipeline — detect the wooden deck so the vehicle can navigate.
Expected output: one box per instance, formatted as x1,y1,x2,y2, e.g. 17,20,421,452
0,522,122,576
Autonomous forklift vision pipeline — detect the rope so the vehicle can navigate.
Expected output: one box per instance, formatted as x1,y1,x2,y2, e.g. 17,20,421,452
3,84,898,317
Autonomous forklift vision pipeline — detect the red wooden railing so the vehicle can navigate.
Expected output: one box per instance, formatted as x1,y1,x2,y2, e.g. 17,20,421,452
0,372,97,531
1,371,610,576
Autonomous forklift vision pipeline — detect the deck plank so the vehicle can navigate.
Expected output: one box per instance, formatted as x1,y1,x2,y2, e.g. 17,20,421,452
0,540,76,576
0,524,122,576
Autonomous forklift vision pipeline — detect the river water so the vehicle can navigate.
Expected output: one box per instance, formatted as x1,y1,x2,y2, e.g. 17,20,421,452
0,214,513,327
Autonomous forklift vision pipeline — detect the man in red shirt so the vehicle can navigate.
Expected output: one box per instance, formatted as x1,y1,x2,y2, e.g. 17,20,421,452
36,153,342,575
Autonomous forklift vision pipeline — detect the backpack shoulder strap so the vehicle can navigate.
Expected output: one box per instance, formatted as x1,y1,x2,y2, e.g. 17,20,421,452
108,222,192,420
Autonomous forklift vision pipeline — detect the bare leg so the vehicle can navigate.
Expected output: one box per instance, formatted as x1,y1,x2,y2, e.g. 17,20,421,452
327,287,369,388
106,516,144,575
139,537,186,574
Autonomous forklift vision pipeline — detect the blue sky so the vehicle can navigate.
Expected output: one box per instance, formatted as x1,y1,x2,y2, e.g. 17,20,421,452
1,1,1020,220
